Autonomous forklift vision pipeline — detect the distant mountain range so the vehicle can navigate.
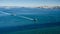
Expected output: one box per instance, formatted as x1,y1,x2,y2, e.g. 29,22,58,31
36,6,60,9
0,6,60,9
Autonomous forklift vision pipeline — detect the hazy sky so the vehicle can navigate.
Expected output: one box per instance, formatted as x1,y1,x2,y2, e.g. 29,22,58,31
0,0,60,7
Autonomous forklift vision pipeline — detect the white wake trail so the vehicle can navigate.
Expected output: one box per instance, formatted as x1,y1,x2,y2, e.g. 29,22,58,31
0,11,11,15
18,16,34,20
0,11,34,21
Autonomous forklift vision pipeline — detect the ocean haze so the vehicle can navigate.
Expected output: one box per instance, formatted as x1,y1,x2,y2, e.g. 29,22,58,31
0,0,60,7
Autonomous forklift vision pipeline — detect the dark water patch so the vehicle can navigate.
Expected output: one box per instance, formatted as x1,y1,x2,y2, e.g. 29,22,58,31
0,22,60,33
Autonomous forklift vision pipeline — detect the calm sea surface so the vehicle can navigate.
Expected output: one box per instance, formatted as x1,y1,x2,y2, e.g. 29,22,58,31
0,8,60,34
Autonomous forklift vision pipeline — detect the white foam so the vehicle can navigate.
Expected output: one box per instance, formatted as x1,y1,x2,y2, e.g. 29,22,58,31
0,11,34,21
18,16,34,20
0,11,11,15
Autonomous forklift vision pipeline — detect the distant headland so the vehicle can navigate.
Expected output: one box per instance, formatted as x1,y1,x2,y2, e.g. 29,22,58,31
36,6,60,9
0,6,60,9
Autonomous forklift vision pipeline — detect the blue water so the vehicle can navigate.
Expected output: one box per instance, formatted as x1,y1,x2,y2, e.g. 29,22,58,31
0,8,60,34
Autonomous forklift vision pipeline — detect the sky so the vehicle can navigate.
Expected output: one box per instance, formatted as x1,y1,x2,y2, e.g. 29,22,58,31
0,0,60,7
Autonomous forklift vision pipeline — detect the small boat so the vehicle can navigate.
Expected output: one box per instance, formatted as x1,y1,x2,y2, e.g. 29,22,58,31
11,14,16,16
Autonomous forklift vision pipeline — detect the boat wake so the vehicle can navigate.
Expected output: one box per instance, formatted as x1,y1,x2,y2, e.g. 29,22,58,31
0,11,37,21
